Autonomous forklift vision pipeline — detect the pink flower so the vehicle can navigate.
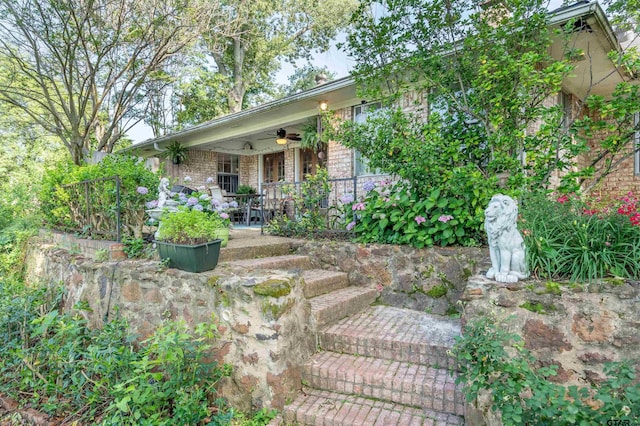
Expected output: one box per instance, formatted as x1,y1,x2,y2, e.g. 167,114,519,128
220,213,229,220
415,216,426,225
352,202,366,211
557,194,569,204
438,215,453,223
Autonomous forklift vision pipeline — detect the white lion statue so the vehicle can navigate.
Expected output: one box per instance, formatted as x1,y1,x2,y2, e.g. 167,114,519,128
484,194,529,283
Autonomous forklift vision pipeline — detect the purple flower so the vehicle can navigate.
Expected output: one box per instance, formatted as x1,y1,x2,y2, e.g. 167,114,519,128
438,215,454,223
415,216,426,225
136,186,149,195
363,181,376,192
229,201,239,208
187,197,199,206
184,176,192,183
352,202,366,211
221,202,229,210
340,193,355,204
220,212,229,220
211,199,221,208
145,200,158,209
346,221,356,231
193,204,203,211
206,176,215,184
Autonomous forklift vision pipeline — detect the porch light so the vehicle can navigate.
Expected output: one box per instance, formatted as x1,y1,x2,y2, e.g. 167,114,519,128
319,100,328,111
276,128,287,145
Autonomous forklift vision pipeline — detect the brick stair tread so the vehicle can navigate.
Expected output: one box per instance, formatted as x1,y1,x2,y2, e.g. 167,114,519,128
284,388,464,425
319,305,460,369
219,242,291,262
302,352,465,416
301,269,349,298
222,254,310,270
309,286,378,327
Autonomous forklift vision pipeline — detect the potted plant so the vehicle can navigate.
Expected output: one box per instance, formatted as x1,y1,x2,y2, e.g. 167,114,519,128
236,184,257,195
161,141,189,165
155,208,222,272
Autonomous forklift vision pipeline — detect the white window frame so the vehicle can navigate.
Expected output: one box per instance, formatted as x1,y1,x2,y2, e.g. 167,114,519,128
353,102,382,176
635,113,640,176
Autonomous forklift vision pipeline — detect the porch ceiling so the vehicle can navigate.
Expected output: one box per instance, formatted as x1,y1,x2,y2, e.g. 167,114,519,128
132,77,360,157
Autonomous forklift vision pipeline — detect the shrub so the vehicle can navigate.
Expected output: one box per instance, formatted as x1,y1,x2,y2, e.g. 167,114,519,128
0,281,232,424
520,192,640,282
347,179,489,248
454,316,640,425
40,155,159,239
267,168,331,237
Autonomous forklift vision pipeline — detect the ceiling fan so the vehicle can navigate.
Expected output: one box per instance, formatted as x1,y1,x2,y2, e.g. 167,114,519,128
274,128,301,142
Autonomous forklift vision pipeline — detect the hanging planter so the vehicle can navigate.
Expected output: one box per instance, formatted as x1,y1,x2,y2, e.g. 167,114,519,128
299,116,328,153
161,141,189,165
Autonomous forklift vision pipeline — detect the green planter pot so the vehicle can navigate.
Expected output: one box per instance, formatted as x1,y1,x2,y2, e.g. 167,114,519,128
214,227,230,248
155,240,222,273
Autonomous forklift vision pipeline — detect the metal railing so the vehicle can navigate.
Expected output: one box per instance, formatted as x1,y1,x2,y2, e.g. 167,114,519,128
59,176,122,242
260,177,359,233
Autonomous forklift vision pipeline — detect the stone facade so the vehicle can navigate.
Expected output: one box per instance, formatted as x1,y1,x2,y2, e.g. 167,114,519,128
24,243,316,412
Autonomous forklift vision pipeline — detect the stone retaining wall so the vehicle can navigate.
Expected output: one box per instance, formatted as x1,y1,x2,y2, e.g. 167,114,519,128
461,275,640,425
24,242,315,411
294,240,486,315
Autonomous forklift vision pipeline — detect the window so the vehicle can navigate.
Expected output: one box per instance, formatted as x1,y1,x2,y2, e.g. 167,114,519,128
353,102,382,176
217,154,239,193
635,113,640,176
263,152,285,183
300,148,319,180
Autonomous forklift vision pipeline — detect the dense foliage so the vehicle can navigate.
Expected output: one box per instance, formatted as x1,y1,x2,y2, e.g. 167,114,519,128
454,316,640,425
0,281,232,424
343,180,489,247
337,0,640,198
40,155,159,239
520,192,640,282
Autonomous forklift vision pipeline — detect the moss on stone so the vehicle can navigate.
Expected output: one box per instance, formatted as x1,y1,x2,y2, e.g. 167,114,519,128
603,277,625,286
261,299,294,319
206,276,221,288
253,279,292,298
426,284,448,298
520,301,555,314
219,291,231,307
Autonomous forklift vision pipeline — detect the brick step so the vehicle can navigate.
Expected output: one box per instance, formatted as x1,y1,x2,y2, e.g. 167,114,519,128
309,287,378,328
301,269,349,299
319,305,460,370
219,242,291,262
283,388,464,426
223,254,311,271
302,352,465,416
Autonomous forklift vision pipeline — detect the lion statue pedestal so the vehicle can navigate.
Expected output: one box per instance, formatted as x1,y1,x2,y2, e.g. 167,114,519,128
484,194,529,283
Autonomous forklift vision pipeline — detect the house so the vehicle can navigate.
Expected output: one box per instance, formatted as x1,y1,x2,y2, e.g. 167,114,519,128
128,1,638,201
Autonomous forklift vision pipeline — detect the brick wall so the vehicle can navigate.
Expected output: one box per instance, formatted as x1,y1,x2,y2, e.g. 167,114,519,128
240,155,259,190
163,149,217,188
582,107,639,198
